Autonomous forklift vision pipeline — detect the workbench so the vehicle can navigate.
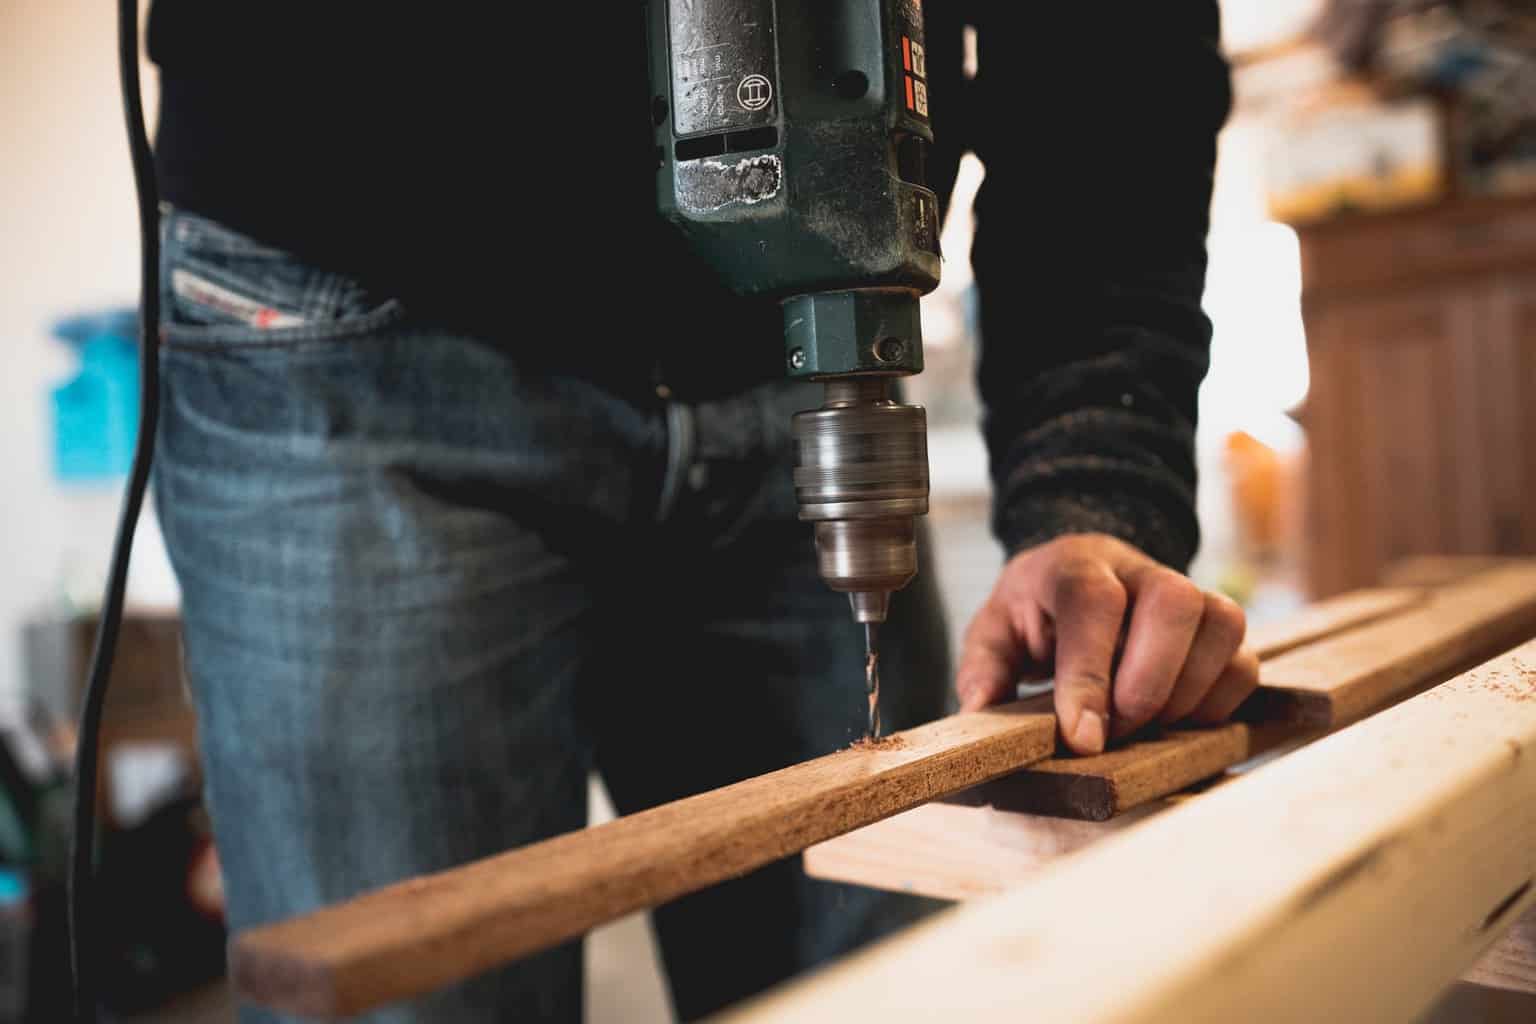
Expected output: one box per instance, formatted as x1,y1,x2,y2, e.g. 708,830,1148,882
229,557,1536,1021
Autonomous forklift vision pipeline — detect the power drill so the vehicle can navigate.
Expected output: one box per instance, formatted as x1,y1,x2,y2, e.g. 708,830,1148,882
648,0,940,728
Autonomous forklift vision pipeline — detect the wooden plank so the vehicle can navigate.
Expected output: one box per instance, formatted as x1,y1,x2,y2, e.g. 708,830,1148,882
725,641,1536,1023
961,722,1253,821
1258,563,1536,726
809,790,1536,996
802,800,1154,901
1465,905,1536,994
973,567,1536,822
807,782,1235,904
1246,586,1424,659
229,702,1055,1018
959,583,1437,822
1379,555,1521,588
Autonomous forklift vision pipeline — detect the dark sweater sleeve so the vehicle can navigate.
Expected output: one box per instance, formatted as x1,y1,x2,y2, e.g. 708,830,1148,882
934,5,1232,571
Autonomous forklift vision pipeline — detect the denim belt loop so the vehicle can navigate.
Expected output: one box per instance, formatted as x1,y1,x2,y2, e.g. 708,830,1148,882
656,400,697,522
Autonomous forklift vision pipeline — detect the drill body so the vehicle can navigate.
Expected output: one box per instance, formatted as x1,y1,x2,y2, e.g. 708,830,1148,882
649,0,940,626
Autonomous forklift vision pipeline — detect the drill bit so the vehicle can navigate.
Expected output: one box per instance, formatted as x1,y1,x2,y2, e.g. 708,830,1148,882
864,621,882,741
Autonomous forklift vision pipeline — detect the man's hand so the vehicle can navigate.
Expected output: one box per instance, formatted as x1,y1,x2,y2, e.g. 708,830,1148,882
955,534,1259,756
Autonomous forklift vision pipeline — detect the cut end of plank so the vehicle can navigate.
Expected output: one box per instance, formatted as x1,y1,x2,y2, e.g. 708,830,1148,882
230,933,341,1019
974,723,1252,821
1239,688,1332,729
968,770,1117,821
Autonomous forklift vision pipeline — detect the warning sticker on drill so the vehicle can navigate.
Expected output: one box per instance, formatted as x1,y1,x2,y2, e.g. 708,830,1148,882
898,0,930,123
669,0,777,136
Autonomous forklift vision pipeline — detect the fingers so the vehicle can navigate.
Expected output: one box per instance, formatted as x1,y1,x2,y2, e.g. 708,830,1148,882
954,534,1257,756
1158,592,1247,725
1108,566,1205,738
957,552,1055,712
1041,557,1126,755
1190,647,1261,724
955,596,1021,712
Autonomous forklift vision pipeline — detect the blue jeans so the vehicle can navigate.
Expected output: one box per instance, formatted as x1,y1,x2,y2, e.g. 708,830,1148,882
154,209,951,1022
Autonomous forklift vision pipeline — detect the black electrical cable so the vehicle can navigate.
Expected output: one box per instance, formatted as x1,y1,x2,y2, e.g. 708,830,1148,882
69,0,160,1017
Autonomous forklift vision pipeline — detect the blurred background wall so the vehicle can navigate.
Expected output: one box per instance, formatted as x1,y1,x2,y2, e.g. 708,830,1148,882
0,0,174,717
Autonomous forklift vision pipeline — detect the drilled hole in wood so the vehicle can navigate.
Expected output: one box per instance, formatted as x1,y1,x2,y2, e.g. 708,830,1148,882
1480,878,1533,932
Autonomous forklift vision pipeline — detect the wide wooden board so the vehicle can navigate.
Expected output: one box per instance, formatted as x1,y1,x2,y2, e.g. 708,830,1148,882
807,783,1536,996
727,642,1536,1023
803,800,1153,901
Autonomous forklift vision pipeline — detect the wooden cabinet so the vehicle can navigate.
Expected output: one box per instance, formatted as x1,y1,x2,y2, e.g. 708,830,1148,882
1297,198,1536,596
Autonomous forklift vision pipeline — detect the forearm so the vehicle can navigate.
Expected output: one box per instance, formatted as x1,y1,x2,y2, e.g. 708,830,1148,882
965,4,1231,568
975,263,1211,570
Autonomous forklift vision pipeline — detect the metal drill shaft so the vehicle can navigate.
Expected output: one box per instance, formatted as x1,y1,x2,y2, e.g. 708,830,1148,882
864,621,882,741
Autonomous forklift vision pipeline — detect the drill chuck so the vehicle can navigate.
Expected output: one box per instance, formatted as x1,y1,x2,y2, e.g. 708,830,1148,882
792,377,929,623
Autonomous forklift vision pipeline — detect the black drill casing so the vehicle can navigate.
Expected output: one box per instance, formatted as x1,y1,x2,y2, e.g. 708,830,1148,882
648,0,941,377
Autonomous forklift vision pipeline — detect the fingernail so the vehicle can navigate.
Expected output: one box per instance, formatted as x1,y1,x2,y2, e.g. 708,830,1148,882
1072,710,1106,755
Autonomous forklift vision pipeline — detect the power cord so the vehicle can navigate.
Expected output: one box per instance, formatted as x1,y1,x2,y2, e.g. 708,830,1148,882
69,0,161,1017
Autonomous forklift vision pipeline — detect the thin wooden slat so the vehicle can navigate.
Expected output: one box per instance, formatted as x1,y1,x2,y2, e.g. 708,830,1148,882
230,702,1055,1018
1378,555,1521,588
965,586,1429,822
983,566,1536,821
1245,586,1424,659
960,722,1252,821
1259,563,1536,726
725,640,1536,1023
971,586,1420,822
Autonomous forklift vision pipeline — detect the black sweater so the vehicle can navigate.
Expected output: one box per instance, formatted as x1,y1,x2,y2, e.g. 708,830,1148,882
148,2,1230,569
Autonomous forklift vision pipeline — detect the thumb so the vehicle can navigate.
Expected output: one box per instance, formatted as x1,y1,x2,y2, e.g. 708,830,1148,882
1054,667,1111,756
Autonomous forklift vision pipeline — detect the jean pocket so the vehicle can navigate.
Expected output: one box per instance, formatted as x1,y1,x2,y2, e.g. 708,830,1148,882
159,209,405,350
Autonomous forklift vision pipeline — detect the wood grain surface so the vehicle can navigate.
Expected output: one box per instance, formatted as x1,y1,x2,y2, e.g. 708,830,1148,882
1464,906,1536,994
1246,587,1424,658
1258,563,1536,726
960,722,1253,821
727,641,1536,1023
803,800,1159,900
231,702,1055,1018
975,568,1536,820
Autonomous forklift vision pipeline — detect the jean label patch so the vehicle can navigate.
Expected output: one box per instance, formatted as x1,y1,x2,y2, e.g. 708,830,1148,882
172,269,308,329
